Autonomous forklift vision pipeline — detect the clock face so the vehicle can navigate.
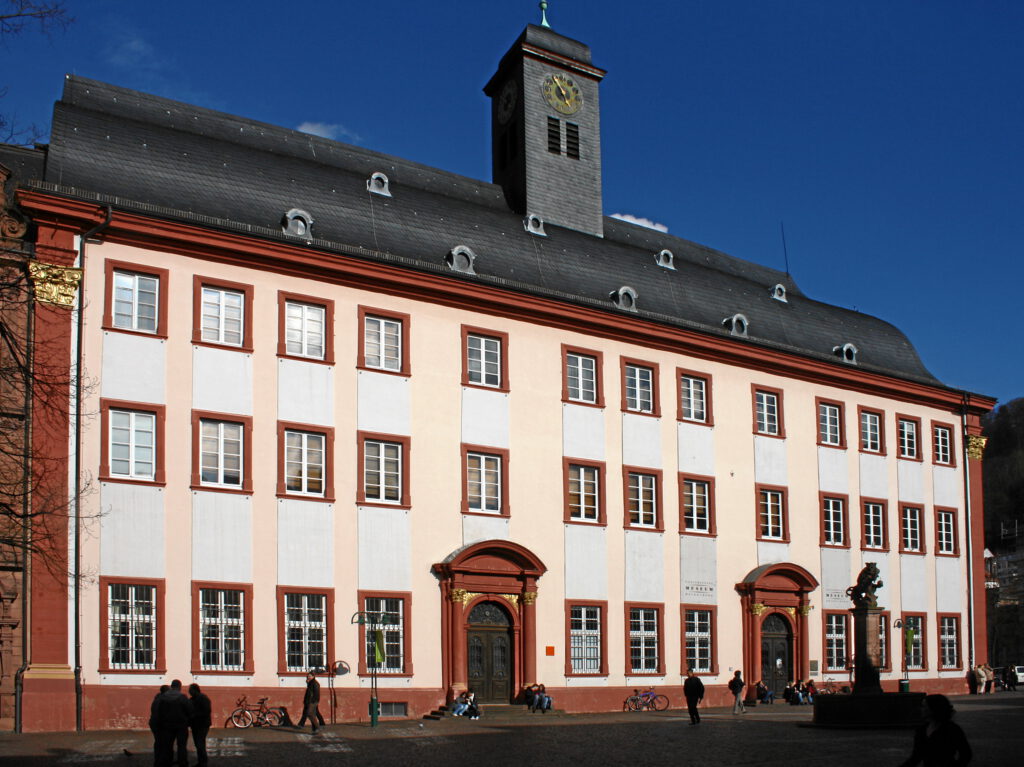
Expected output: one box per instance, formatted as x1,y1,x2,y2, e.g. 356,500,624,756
541,73,583,115
497,79,517,124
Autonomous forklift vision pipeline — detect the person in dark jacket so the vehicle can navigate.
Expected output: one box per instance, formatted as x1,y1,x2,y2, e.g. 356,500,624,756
149,685,169,766
297,672,321,732
188,683,211,767
899,694,972,766
683,668,705,725
153,680,193,767
728,670,746,714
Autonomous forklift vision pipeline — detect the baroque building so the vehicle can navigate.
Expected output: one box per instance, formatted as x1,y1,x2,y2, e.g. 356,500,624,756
0,21,994,730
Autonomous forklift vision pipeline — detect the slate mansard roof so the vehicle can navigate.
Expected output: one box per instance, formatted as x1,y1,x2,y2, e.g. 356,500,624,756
12,75,941,386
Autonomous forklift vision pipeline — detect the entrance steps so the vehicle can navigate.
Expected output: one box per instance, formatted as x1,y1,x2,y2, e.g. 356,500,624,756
423,704,565,721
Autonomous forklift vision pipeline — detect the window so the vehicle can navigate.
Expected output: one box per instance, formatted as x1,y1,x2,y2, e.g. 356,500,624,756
198,588,246,671
902,614,925,670
753,387,784,437
862,500,888,550
625,469,661,530
284,301,325,359
680,475,715,535
462,446,508,515
757,486,788,541
878,612,891,671
359,434,408,506
900,505,923,553
817,400,844,447
360,308,410,374
565,460,604,524
361,595,408,675
104,261,168,338
462,326,508,390
565,122,580,159
627,606,662,675
282,591,329,673
683,608,714,673
898,416,921,460
547,116,561,153
105,582,158,670
933,423,954,466
824,613,849,671
99,399,165,483
201,287,243,346
936,508,958,556
678,370,711,424
279,424,333,499
859,408,884,453
200,420,243,487
623,361,656,414
939,615,960,669
821,495,847,547
568,604,604,675
565,349,600,405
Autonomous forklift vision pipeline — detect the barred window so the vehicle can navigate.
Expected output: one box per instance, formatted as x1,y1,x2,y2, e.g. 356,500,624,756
200,588,245,671
107,583,156,670
285,593,327,672
939,616,959,669
629,607,659,674
685,609,713,673
904,615,924,669
569,605,601,674
364,597,405,674
825,613,848,671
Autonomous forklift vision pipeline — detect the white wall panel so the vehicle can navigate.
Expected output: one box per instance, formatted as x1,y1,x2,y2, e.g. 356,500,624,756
192,491,251,582
754,436,787,485
565,524,607,600
817,447,848,494
935,557,964,613
462,515,510,546
932,466,961,509
358,506,410,590
899,555,928,612
562,404,605,461
757,541,789,566
277,499,333,587
101,332,165,404
677,422,714,476
279,359,335,427
680,535,716,604
461,388,509,448
99,483,165,577
192,346,252,415
624,531,664,602
859,453,889,500
820,547,852,608
622,414,662,469
356,369,409,435
897,461,925,504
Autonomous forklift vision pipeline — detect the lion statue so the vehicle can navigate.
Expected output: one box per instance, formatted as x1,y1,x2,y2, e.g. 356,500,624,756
846,563,883,608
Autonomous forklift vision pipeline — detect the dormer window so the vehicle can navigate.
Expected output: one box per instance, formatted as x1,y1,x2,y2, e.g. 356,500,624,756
723,313,748,337
446,245,477,275
834,343,858,364
524,214,546,236
367,172,391,197
282,208,313,239
610,286,638,312
771,284,787,302
655,250,675,270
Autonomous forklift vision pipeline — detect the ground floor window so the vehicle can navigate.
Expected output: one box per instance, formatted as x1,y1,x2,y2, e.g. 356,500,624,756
363,596,406,674
569,605,602,674
824,613,848,671
683,608,713,673
628,606,660,674
107,583,157,670
199,588,245,671
903,614,925,670
939,616,960,669
284,592,327,672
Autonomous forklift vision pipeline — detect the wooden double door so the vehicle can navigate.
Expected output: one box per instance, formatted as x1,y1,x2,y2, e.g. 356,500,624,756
760,613,793,696
466,602,513,703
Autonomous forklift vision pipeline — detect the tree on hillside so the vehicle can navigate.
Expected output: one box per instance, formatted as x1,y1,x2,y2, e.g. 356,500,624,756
982,397,1024,547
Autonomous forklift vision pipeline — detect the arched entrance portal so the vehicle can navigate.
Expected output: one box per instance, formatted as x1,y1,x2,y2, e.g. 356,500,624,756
433,540,547,702
736,563,818,698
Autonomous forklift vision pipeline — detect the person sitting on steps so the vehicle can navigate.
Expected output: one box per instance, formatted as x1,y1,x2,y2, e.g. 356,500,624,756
531,683,552,713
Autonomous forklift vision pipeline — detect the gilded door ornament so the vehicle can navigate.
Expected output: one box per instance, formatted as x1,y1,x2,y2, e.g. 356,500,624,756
28,262,83,307
521,592,538,606
966,435,988,461
798,605,813,616
500,594,520,606
449,589,473,604
750,603,766,616
782,607,796,618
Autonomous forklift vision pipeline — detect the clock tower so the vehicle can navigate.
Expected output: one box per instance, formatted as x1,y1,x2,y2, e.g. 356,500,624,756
484,23,606,237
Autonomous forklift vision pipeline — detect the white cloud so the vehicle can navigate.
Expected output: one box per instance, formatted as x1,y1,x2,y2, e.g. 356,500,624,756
610,213,669,233
296,121,361,143
105,32,164,72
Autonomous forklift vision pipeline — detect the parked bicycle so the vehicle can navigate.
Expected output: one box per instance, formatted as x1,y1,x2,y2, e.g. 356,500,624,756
229,695,285,728
623,687,670,711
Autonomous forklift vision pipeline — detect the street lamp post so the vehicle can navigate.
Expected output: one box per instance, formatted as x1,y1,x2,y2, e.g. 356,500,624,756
351,610,396,727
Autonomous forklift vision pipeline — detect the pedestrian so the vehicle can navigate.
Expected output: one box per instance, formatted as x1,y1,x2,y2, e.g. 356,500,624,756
1009,666,1019,692
149,685,169,766
898,694,972,766
755,680,774,704
983,664,994,694
153,680,193,767
973,665,985,695
966,668,978,695
465,688,481,720
683,667,704,725
297,672,321,732
729,669,746,714
188,683,211,767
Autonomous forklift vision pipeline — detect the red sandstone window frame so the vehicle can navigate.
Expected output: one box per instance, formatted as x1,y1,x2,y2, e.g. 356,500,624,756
620,357,660,416
190,410,254,494
356,431,411,508
102,259,170,339
460,444,511,517
751,384,786,438
276,421,335,501
99,398,167,486
623,602,665,676
819,492,850,548
679,473,716,536
276,586,335,676
815,397,846,449
98,576,167,674
934,507,960,557
900,612,928,672
356,590,414,677
676,368,713,426
461,325,509,391
622,466,664,532
276,291,335,365
561,344,604,407
896,414,923,462
755,483,790,543
931,421,957,468
191,275,255,352
190,580,255,675
936,613,962,670
860,497,890,552
822,611,852,671
358,305,411,376
899,504,926,555
562,457,607,526
857,406,887,455
564,599,609,677
680,604,718,675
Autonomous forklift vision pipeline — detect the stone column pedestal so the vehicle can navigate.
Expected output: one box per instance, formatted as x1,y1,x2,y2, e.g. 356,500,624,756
850,605,883,695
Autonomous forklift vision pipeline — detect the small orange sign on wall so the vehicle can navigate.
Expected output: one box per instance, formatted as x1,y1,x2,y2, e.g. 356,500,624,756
545,646,555,656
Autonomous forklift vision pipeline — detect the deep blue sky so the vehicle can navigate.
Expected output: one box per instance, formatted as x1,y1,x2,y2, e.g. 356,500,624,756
4,1,1021,406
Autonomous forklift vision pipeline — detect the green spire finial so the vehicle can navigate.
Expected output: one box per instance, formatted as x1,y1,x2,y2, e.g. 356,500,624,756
539,1,551,28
